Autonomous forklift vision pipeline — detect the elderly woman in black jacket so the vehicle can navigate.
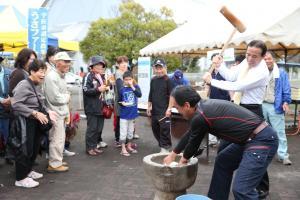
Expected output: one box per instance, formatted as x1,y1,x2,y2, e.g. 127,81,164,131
11,59,57,188
82,56,109,156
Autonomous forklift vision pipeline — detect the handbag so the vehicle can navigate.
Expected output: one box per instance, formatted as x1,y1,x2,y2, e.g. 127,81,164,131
96,74,113,119
102,103,113,119
38,108,53,132
27,79,53,132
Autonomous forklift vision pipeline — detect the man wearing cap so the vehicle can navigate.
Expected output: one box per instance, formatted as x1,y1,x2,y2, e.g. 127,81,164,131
82,56,109,156
147,58,174,153
44,52,72,172
169,69,189,88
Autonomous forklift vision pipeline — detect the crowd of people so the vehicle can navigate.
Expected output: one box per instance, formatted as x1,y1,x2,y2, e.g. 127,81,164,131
164,40,292,200
0,39,294,199
0,47,167,188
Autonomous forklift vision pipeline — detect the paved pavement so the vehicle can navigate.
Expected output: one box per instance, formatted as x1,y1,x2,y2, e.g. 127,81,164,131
1,116,300,200
0,88,299,199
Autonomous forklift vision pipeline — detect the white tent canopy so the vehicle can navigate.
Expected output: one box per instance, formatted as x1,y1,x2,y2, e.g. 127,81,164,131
139,0,300,56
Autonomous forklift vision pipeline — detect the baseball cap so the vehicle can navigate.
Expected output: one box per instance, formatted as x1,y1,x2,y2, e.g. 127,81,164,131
54,52,73,61
89,56,106,68
153,58,166,67
174,69,183,79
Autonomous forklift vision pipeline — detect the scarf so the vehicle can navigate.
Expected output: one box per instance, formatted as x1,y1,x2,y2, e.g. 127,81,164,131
232,60,250,105
95,73,104,85
270,63,280,79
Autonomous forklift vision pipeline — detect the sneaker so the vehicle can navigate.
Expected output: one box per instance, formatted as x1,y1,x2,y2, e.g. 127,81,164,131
97,141,108,148
63,149,76,157
47,165,69,173
283,158,292,165
28,171,43,180
114,141,122,148
160,148,170,153
208,141,218,146
277,157,292,165
257,189,269,199
133,134,140,139
15,177,39,188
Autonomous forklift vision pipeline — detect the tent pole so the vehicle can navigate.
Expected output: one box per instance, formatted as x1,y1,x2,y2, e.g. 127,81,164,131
284,49,288,66
278,42,288,67
181,53,183,68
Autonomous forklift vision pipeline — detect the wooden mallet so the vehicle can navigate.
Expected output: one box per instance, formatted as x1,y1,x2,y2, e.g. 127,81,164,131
208,6,246,74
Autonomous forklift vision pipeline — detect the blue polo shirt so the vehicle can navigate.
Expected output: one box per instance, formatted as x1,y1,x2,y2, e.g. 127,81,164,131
210,70,230,101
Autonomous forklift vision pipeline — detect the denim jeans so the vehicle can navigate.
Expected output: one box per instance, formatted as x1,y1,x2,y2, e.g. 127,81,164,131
263,103,289,160
208,126,278,200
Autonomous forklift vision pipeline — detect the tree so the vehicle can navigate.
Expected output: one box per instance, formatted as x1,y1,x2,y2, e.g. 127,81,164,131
80,0,179,70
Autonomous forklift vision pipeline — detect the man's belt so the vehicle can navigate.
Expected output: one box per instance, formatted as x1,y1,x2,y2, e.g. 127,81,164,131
248,121,269,140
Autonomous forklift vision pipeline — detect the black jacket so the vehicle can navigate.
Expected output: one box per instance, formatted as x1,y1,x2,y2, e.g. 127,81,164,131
174,99,264,159
148,75,173,116
82,72,105,115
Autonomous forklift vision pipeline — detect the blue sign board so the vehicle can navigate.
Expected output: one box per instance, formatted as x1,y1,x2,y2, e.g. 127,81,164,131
28,8,48,55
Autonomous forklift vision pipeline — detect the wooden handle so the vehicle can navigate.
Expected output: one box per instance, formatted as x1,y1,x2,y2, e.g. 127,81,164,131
209,28,237,73
202,28,238,94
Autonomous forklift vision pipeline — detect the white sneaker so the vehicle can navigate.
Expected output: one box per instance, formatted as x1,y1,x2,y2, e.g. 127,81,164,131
28,171,43,179
97,141,108,148
63,149,76,157
160,148,170,153
15,177,39,188
283,158,292,165
133,134,140,139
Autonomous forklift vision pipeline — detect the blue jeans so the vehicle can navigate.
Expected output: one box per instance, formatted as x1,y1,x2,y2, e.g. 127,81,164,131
263,103,289,160
208,126,278,200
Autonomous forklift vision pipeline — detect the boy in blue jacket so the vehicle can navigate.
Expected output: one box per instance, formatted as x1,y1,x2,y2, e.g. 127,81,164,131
119,71,142,156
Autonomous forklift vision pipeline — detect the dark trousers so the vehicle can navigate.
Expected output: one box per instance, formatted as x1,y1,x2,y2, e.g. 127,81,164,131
15,118,41,181
114,116,120,142
86,114,104,151
0,118,9,143
240,104,264,120
208,126,278,200
151,115,172,149
240,103,270,193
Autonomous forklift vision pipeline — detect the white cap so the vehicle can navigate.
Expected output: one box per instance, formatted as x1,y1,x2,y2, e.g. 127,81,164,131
54,52,73,61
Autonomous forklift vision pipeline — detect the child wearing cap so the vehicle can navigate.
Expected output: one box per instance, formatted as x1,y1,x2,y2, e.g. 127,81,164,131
147,58,174,153
118,71,142,156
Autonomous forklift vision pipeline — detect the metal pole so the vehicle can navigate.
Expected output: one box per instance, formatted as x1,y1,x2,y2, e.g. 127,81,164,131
78,84,82,110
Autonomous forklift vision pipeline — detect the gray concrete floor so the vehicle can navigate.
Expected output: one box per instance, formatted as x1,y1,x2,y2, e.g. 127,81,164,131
0,86,299,200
